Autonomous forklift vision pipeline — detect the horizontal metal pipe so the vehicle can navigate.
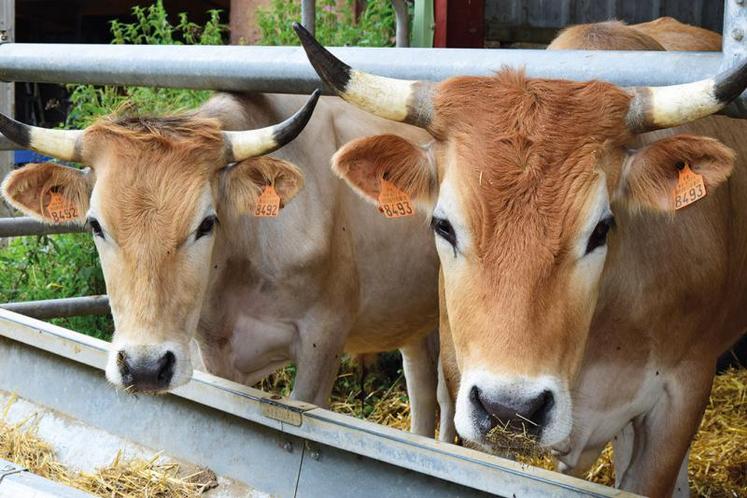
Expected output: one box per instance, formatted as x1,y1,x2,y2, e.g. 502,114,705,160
0,295,109,319
0,216,86,237
0,43,737,92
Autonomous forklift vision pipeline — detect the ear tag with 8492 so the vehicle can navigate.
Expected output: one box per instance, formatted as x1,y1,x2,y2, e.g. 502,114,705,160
254,185,280,217
46,192,79,223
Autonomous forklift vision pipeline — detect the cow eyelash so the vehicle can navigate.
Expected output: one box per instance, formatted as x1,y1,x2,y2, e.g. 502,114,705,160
195,215,219,240
585,215,615,255
431,217,457,250
87,217,105,240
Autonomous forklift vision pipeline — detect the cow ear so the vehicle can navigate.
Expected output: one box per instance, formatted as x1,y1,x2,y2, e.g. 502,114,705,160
332,134,436,209
617,134,735,212
1,162,91,224
221,156,304,216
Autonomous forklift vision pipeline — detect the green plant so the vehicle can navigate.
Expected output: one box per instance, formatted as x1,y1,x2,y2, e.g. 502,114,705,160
0,234,110,339
66,0,226,128
257,0,397,47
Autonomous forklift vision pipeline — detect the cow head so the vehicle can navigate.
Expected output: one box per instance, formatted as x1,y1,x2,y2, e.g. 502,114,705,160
295,24,743,447
1,91,319,393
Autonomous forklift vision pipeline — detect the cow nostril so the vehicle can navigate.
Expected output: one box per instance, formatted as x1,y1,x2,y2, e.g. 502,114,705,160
117,350,134,385
468,385,556,435
469,385,492,416
527,390,555,426
157,351,175,384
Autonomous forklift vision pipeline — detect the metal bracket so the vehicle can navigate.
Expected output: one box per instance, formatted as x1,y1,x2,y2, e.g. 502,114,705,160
260,395,315,427
0,0,12,45
0,461,27,484
723,0,747,68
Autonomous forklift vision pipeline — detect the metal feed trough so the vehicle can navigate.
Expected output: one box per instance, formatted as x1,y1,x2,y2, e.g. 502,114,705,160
0,0,744,495
0,309,637,497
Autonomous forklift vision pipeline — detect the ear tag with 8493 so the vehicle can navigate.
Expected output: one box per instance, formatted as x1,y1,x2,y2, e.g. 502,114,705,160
673,162,706,210
378,178,414,219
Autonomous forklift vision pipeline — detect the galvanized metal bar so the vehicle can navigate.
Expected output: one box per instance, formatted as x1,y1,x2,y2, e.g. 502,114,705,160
0,216,86,237
0,459,95,498
0,43,737,91
392,0,410,47
0,296,109,319
0,309,640,498
301,0,315,36
723,0,747,67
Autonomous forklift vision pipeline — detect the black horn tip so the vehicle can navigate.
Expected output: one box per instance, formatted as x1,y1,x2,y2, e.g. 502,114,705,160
272,89,321,147
0,112,31,149
714,58,747,104
293,22,352,94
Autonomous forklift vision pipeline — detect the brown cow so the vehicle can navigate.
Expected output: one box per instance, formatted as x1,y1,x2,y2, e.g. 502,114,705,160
294,22,747,498
0,90,443,437
549,18,722,51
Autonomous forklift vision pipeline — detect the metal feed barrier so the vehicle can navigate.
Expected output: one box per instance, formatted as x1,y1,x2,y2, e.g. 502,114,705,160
0,1,743,494
0,308,639,497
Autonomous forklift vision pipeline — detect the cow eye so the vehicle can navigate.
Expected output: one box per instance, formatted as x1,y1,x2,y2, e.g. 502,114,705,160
431,217,457,247
586,216,615,254
195,215,218,240
88,217,105,239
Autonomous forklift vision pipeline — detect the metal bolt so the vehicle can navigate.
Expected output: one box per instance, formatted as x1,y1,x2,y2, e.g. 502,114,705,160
309,450,321,460
733,28,745,41
282,441,293,452
0,31,7,42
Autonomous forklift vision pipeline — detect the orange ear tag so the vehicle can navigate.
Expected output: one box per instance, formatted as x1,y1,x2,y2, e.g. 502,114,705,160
673,163,706,210
46,192,79,224
377,178,414,219
254,185,281,217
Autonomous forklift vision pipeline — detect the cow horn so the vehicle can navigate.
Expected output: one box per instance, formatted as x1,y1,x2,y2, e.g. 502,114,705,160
223,89,320,162
626,58,747,132
0,113,84,162
293,22,434,130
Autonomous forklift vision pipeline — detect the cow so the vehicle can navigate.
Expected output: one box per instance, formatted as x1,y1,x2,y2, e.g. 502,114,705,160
0,90,443,437
549,17,722,52
293,22,747,497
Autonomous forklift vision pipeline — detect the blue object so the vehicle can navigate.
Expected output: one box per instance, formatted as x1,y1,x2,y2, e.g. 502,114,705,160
14,150,52,164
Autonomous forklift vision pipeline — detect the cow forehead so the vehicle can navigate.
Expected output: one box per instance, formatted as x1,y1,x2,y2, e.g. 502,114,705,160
432,71,629,261
432,70,633,140
90,143,219,249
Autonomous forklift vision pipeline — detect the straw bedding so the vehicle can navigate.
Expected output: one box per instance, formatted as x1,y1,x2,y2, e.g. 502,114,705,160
1,363,743,497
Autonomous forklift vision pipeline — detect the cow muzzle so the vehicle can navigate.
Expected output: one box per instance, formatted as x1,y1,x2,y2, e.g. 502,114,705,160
454,370,572,447
105,341,192,393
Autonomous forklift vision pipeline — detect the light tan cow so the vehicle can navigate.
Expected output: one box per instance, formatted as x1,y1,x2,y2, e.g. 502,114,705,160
295,22,747,497
549,17,722,51
0,91,442,436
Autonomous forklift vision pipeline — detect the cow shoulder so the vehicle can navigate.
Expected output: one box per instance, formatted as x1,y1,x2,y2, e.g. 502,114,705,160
632,17,722,51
